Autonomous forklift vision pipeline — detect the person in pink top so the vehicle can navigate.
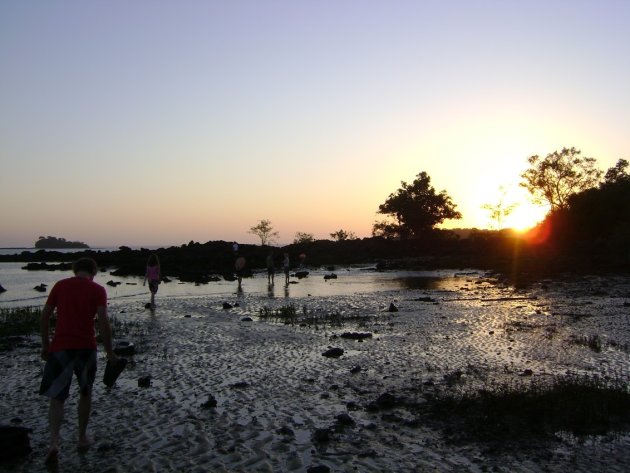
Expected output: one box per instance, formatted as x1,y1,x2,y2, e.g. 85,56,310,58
39,257,115,465
143,253,161,309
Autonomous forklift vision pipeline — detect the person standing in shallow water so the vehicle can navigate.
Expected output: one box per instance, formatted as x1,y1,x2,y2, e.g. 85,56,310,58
266,249,275,285
39,257,116,465
143,253,161,309
282,252,290,286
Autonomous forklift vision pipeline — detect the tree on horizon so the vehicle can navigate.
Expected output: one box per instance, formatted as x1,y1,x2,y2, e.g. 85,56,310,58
520,147,602,211
373,171,462,239
249,219,279,246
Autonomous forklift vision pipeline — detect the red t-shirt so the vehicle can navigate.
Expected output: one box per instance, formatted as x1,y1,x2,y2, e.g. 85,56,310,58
46,276,107,351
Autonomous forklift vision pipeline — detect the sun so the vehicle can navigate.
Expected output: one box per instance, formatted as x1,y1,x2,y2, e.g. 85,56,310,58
503,201,549,232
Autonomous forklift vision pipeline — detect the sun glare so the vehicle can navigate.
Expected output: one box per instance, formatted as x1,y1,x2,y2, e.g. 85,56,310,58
503,202,549,232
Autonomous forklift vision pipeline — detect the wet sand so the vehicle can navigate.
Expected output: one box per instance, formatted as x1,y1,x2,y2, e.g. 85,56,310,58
2,271,630,472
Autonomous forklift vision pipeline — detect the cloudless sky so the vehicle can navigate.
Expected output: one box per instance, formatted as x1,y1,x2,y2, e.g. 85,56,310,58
1,0,629,247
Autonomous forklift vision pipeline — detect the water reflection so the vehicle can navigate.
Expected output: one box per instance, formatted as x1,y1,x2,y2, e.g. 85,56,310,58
394,277,444,291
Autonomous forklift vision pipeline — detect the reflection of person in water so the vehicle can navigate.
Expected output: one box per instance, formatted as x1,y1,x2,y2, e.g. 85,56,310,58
235,256,246,290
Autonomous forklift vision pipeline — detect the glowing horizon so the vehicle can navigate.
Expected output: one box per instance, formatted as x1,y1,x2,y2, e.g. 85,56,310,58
1,1,628,248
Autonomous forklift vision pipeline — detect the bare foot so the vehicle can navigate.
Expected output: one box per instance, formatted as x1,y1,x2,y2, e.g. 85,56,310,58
77,437,93,453
45,448,58,465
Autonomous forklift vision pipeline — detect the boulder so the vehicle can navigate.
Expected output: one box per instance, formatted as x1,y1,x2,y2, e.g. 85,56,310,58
388,303,398,312
323,273,337,280
322,348,344,358
201,394,217,409
295,271,309,279
0,284,6,293
138,375,151,388
0,425,31,463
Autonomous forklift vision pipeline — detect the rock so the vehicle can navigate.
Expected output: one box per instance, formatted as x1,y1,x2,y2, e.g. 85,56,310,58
33,284,47,293
520,369,534,377
184,314,191,318
312,428,330,443
96,441,115,452
138,375,151,388
277,426,294,436
350,366,362,374
106,280,121,287
0,425,32,463
335,413,355,426
323,273,337,280
0,284,6,293
222,302,233,309
414,296,436,302
307,466,331,473
114,341,135,357
230,381,249,389
295,271,309,279
322,348,344,358
241,317,253,322
367,392,398,411
144,303,153,309
201,394,217,409
388,303,398,312
340,332,372,341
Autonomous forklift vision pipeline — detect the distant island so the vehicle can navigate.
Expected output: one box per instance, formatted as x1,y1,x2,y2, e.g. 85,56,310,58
34,236,89,249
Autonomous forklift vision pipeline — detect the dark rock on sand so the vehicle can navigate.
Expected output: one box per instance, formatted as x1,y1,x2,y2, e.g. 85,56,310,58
312,428,331,443
335,413,355,427
230,381,249,389
295,271,309,279
367,392,399,411
340,332,373,341
241,317,253,322
138,375,152,388
350,366,362,374
277,426,295,437
307,466,331,473
106,280,121,287
114,341,135,356
388,303,398,312
201,394,217,409
415,296,436,302
0,284,6,293
323,273,337,280
222,302,233,309
33,284,47,292
322,347,344,358
0,425,32,463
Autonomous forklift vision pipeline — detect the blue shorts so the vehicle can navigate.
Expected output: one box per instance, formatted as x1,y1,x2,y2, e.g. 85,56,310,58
39,349,97,401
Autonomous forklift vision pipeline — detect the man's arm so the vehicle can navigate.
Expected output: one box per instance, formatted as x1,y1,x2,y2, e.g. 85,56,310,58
40,305,54,360
96,306,115,359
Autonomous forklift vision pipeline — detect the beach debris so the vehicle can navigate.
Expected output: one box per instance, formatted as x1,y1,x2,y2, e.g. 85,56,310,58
350,366,362,374
201,394,217,409
340,332,373,341
520,369,534,377
241,317,253,322
295,270,309,279
0,425,32,463
184,314,191,318
138,375,152,388
307,466,331,473
222,302,233,309
33,284,47,293
322,347,344,358
0,284,6,293
323,273,337,280
311,428,331,443
106,280,121,287
388,303,398,312
114,341,135,357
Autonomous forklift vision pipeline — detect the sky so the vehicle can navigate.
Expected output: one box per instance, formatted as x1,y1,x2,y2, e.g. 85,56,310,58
1,0,629,247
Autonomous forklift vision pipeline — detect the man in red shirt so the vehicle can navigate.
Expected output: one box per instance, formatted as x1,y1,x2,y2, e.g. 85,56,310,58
39,257,116,464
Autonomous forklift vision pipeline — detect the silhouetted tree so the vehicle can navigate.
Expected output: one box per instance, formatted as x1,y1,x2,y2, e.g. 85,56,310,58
520,147,602,211
604,159,629,184
329,229,356,241
249,219,279,246
294,232,315,244
482,187,518,229
373,171,461,239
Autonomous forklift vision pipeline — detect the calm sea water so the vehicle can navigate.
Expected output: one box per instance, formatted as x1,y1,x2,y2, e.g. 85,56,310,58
0,259,475,309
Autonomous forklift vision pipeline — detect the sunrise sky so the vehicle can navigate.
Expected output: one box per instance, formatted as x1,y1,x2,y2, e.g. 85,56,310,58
1,1,628,247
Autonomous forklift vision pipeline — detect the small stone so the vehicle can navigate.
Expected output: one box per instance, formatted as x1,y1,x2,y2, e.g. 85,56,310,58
322,348,344,358
138,375,151,388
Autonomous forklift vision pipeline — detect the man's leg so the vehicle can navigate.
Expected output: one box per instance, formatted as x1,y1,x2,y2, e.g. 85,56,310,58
77,391,92,450
46,398,64,463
